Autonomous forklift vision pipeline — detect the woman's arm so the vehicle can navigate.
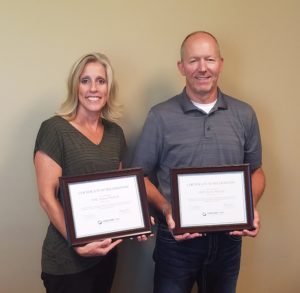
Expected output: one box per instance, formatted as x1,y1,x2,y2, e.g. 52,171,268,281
34,151,122,256
34,150,67,237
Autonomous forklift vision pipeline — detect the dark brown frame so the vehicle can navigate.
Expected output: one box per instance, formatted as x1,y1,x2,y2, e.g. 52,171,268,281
59,168,151,246
171,164,254,234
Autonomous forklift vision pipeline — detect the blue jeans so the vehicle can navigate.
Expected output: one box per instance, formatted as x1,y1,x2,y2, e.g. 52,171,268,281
153,224,241,293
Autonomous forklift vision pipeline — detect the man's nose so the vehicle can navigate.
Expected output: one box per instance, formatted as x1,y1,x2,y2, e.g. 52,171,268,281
198,59,207,72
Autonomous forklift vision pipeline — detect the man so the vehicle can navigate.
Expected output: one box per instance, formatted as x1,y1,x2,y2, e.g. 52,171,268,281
132,31,265,293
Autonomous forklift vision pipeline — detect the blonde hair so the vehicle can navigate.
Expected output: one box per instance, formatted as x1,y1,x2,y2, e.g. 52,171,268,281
57,52,121,121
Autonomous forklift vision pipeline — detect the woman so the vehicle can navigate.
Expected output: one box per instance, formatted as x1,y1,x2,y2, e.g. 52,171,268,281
34,53,126,293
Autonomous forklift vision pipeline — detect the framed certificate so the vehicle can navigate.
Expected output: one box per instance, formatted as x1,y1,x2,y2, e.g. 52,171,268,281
171,164,254,234
59,168,151,246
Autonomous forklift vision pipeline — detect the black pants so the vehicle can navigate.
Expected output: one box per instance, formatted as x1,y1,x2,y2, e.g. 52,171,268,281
41,250,117,293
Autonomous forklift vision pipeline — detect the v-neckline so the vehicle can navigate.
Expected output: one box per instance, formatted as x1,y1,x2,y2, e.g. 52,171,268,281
64,117,106,146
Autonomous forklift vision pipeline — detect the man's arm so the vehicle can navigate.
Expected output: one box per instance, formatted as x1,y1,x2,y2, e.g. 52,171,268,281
230,167,266,237
251,167,266,206
144,177,202,240
144,177,172,224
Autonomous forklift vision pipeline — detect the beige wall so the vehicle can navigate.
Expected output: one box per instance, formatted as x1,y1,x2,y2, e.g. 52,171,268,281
0,0,299,292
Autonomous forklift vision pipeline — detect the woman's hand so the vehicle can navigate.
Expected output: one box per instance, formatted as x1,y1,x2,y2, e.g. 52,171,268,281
74,239,122,257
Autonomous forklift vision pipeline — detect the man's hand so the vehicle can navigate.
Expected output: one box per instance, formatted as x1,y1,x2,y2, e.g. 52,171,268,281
230,209,260,237
136,216,155,241
163,203,202,241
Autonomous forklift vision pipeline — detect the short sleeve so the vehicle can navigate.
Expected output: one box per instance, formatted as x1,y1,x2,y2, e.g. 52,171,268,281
132,109,162,175
244,109,262,171
34,118,63,167
119,126,127,163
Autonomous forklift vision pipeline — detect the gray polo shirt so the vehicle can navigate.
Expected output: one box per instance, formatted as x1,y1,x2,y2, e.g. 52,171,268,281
132,89,262,202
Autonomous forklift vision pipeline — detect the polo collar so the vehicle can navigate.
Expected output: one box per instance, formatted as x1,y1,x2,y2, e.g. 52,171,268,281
180,88,228,113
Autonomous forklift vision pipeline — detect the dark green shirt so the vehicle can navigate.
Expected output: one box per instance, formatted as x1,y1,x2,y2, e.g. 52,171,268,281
34,116,126,274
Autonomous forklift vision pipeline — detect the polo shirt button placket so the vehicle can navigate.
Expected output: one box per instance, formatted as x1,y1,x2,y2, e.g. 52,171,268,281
204,116,211,137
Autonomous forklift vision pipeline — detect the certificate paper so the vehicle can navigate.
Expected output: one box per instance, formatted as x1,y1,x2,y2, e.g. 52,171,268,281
60,168,151,246
171,165,254,234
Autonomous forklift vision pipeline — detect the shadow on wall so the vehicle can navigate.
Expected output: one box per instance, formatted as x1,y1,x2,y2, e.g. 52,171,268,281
123,74,180,168
112,237,156,293
112,76,179,293
0,97,56,293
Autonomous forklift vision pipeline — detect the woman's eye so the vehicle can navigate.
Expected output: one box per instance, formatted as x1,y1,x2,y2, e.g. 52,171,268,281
80,78,90,84
97,78,106,84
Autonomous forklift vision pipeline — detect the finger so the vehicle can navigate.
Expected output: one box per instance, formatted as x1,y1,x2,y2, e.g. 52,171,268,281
137,235,147,242
243,228,259,237
140,235,148,241
174,233,190,241
104,239,122,251
230,228,258,237
166,215,175,230
111,239,123,246
150,216,155,225
188,233,202,239
94,238,113,248
229,231,243,236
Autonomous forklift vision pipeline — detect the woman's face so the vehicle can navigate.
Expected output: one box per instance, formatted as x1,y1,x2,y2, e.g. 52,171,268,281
77,61,108,116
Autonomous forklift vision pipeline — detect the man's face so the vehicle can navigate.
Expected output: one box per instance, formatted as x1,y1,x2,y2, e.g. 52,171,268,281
178,33,223,103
